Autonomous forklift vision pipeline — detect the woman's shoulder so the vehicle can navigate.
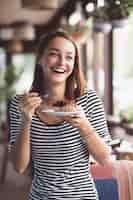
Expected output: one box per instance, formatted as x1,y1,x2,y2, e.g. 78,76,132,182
10,94,23,106
76,89,99,104
82,88,99,99
80,89,103,107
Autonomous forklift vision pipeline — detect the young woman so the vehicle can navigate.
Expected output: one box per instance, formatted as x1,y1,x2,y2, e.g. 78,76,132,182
9,29,112,199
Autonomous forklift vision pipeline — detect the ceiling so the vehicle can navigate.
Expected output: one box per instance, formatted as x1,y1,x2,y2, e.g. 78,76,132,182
0,0,76,52
0,0,67,25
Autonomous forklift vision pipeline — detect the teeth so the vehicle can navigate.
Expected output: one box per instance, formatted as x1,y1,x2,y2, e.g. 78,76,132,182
53,67,65,73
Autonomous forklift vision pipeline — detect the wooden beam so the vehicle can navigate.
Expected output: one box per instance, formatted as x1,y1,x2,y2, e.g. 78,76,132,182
103,31,113,115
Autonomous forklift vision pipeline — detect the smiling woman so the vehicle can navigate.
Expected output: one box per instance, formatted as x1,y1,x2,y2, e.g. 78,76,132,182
9,29,112,200
39,36,76,87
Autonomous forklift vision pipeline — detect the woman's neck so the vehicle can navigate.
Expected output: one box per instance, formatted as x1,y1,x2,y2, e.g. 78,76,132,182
44,84,66,102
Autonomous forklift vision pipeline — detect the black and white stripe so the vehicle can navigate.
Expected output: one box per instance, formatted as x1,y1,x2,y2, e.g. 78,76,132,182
9,90,112,200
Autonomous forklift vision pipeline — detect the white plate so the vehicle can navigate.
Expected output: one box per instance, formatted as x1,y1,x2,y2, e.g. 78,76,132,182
41,109,81,117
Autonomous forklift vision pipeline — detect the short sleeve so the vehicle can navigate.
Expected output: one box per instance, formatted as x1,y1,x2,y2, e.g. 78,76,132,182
9,95,22,145
86,90,112,146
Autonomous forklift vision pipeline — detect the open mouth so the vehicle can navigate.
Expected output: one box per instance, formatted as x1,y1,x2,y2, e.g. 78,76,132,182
52,66,65,73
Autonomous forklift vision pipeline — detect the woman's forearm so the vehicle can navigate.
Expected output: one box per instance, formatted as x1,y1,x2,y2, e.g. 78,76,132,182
12,121,31,174
81,127,112,166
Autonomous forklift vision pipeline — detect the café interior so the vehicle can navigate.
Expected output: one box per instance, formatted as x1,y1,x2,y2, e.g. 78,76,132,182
0,0,133,200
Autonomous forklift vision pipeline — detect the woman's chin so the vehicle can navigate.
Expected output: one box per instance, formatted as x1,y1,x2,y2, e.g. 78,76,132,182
50,75,68,83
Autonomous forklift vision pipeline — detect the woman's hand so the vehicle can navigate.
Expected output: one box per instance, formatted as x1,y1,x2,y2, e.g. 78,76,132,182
19,92,42,123
62,103,94,139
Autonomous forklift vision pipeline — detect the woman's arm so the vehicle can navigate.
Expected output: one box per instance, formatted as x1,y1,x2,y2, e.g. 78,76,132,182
64,112,112,165
10,92,42,174
62,93,112,166
11,120,31,174
79,123,112,166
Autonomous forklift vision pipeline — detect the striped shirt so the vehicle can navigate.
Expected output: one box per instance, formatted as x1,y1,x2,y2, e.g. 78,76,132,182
9,89,112,200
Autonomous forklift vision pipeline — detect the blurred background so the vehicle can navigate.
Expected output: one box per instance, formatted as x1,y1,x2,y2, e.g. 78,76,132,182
0,0,133,199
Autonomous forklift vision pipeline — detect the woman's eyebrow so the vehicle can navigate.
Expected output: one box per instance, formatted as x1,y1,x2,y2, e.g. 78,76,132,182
48,48,59,52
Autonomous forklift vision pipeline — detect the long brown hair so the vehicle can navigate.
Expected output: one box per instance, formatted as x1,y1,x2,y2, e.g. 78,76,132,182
31,29,86,100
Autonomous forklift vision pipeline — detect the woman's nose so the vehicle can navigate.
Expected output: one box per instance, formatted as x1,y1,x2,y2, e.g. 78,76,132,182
58,55,65,65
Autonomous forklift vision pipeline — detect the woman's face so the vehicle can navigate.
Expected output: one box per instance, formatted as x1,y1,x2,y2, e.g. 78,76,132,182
40,36,76,84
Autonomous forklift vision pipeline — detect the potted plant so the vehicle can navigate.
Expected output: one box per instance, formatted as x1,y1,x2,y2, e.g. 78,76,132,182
119,106,133,135
62,18,93,45
0,64,24,138
107,2,130,28
92,0,133,31
92,6,112,33
0,64,24,102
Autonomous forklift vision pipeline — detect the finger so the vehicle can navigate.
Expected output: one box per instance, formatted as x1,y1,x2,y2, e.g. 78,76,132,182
28,102,41,110
22,92,39,100
25,96,42,104
28,92,39,97
72,118,81,127
21,101,41,113
21,96,42,105
64,117,81,128
62,105,77,112
23,99,42,110
20,97,42,110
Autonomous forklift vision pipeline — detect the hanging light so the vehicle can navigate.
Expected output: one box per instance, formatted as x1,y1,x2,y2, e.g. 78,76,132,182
85,3,95,13
68,2,84,26
21,0,59,10
97,0,105,7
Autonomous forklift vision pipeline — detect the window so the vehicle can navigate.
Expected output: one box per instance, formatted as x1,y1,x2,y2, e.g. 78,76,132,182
113,15,133,121
12,53,35,94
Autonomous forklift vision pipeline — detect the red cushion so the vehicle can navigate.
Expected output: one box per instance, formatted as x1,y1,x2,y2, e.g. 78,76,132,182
90,163,114,179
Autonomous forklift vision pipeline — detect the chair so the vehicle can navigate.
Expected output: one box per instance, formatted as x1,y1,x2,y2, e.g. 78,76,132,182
0,114,10,184
91,160,133,200
0,141,8,184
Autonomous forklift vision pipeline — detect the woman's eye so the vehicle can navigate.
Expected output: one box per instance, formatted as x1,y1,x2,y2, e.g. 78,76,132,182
66,56,73,60
49,52,58,56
